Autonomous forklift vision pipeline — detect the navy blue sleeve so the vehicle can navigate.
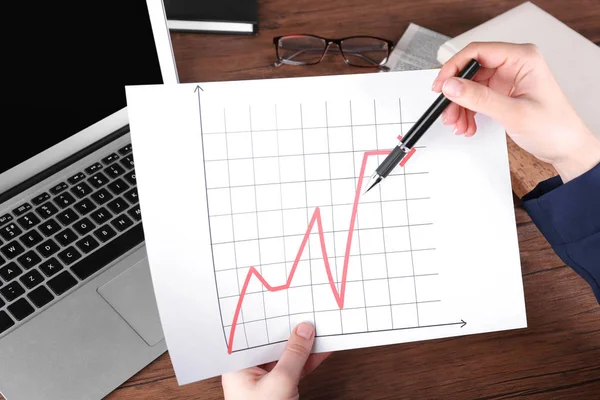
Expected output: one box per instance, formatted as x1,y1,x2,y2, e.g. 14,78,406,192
522,163,600,302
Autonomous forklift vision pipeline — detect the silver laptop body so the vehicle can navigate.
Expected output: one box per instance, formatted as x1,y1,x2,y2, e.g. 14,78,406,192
0,1,179,398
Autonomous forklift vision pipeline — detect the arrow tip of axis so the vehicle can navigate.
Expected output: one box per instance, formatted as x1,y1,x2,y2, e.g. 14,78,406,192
461,319,467,328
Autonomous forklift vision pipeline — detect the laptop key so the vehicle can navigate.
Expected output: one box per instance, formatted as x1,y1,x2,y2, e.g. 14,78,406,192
93,224,117,243
118,144,132,155
16,212,41,230
28,286,54,308
111,214,133,232
106,163,126,178
56,228,77,246
13,203,32,216
0,281,25,302
36,239,60,258
70,182,93,199
54,193,76,209
85,162,103,174
39,219,61,236
8,298,34,321
90,207,112,224
19,230,43,247
20,270,44,289
107,178,129,195
73,218,95,235
16,250,41,270
35,201,59,219
67,172,86,184
57,246,82,265
88,172,109,188
72,223,144,280
76,235,100,254
120,155,134,169
49,182,68,195
1,241,25,259
39,258,63,277
127,205,142,221
0,311,14,334
48,271,77,295
102,153,119,164
0,262,22,282
57,209,79,226
124,171,136,185
123,188,139,204
0,213,13,227
91,188,113,205
74,198,97,215
32,192,51,205
107,198,129,214
1,223,23,241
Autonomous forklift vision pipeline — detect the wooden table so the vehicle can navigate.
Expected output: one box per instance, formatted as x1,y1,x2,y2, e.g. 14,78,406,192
109,0,600,398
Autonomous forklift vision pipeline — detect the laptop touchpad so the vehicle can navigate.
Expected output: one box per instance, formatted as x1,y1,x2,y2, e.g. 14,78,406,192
97,258,164,346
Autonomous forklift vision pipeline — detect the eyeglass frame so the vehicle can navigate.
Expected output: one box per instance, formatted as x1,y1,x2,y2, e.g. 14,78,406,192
273,34,394,69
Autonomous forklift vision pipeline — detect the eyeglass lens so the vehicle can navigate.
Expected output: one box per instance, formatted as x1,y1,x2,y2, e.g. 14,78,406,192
277,35,389,67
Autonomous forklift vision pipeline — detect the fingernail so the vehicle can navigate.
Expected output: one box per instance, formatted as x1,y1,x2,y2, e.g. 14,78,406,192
442,113,447,124
431,77,438,91
443,78,463,97
296,322,314,340
453,127,459,135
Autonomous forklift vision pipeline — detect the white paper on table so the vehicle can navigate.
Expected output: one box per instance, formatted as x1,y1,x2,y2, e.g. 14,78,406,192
125,69,526,385
383,23,451,71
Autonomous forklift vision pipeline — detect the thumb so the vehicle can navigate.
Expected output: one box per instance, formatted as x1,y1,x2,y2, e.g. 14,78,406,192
271,322,315,384
442,77,516,123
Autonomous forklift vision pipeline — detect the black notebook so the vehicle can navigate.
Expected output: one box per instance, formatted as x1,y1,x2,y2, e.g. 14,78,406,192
164,0,258,35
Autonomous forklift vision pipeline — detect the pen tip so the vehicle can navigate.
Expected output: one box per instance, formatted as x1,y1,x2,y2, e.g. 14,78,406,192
363,176,382,195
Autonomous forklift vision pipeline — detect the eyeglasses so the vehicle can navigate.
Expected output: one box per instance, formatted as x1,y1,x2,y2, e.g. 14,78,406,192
273,35,394,70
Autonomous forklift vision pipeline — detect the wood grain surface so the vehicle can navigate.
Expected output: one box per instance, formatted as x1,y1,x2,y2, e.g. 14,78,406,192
111,0,599,398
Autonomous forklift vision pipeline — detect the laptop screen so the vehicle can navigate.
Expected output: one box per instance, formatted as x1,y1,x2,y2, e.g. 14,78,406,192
1,1,164,175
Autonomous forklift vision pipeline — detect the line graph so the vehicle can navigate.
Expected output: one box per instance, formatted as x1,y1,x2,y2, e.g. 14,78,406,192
196,91,463,354
226,149,390,353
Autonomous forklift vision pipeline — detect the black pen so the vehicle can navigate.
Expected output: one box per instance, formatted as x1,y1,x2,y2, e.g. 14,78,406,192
364,58,481,194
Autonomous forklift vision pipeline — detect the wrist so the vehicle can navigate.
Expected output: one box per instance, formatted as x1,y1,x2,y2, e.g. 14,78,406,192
553,135,600,183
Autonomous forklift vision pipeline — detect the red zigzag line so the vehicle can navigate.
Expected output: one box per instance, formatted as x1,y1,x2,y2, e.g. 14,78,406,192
227,149,392,354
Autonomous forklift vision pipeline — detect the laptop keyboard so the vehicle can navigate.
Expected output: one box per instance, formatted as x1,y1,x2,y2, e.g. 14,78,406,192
0,143,143,336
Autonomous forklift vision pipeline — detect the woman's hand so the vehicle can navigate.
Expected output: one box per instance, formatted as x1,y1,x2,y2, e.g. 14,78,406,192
432,42,600,183
222,322,330,400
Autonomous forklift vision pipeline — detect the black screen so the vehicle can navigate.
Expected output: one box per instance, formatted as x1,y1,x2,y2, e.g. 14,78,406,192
1,1,164,174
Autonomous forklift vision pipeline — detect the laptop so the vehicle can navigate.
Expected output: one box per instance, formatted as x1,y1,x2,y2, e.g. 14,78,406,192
0,1,178,399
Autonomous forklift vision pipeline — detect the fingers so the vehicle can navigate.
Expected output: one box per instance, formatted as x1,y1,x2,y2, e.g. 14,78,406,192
465,109,477,137
454,107,467,135
272,322,316,384
432,42,534,91
442,102,460,126
441,77,516,123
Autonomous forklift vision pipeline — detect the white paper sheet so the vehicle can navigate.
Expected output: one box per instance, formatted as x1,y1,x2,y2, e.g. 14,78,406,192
125,69,526,385
383,23,451,71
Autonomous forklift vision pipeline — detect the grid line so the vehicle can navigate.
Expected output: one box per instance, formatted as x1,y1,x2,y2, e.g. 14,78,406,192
399,98,421,326
227,300,441,327
205,171,429,191
248,105,270,343
373,99,395,327
204,146,426,162
349,100,370,330
211,222,433,245
223,108,249,347
202,121,419,135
